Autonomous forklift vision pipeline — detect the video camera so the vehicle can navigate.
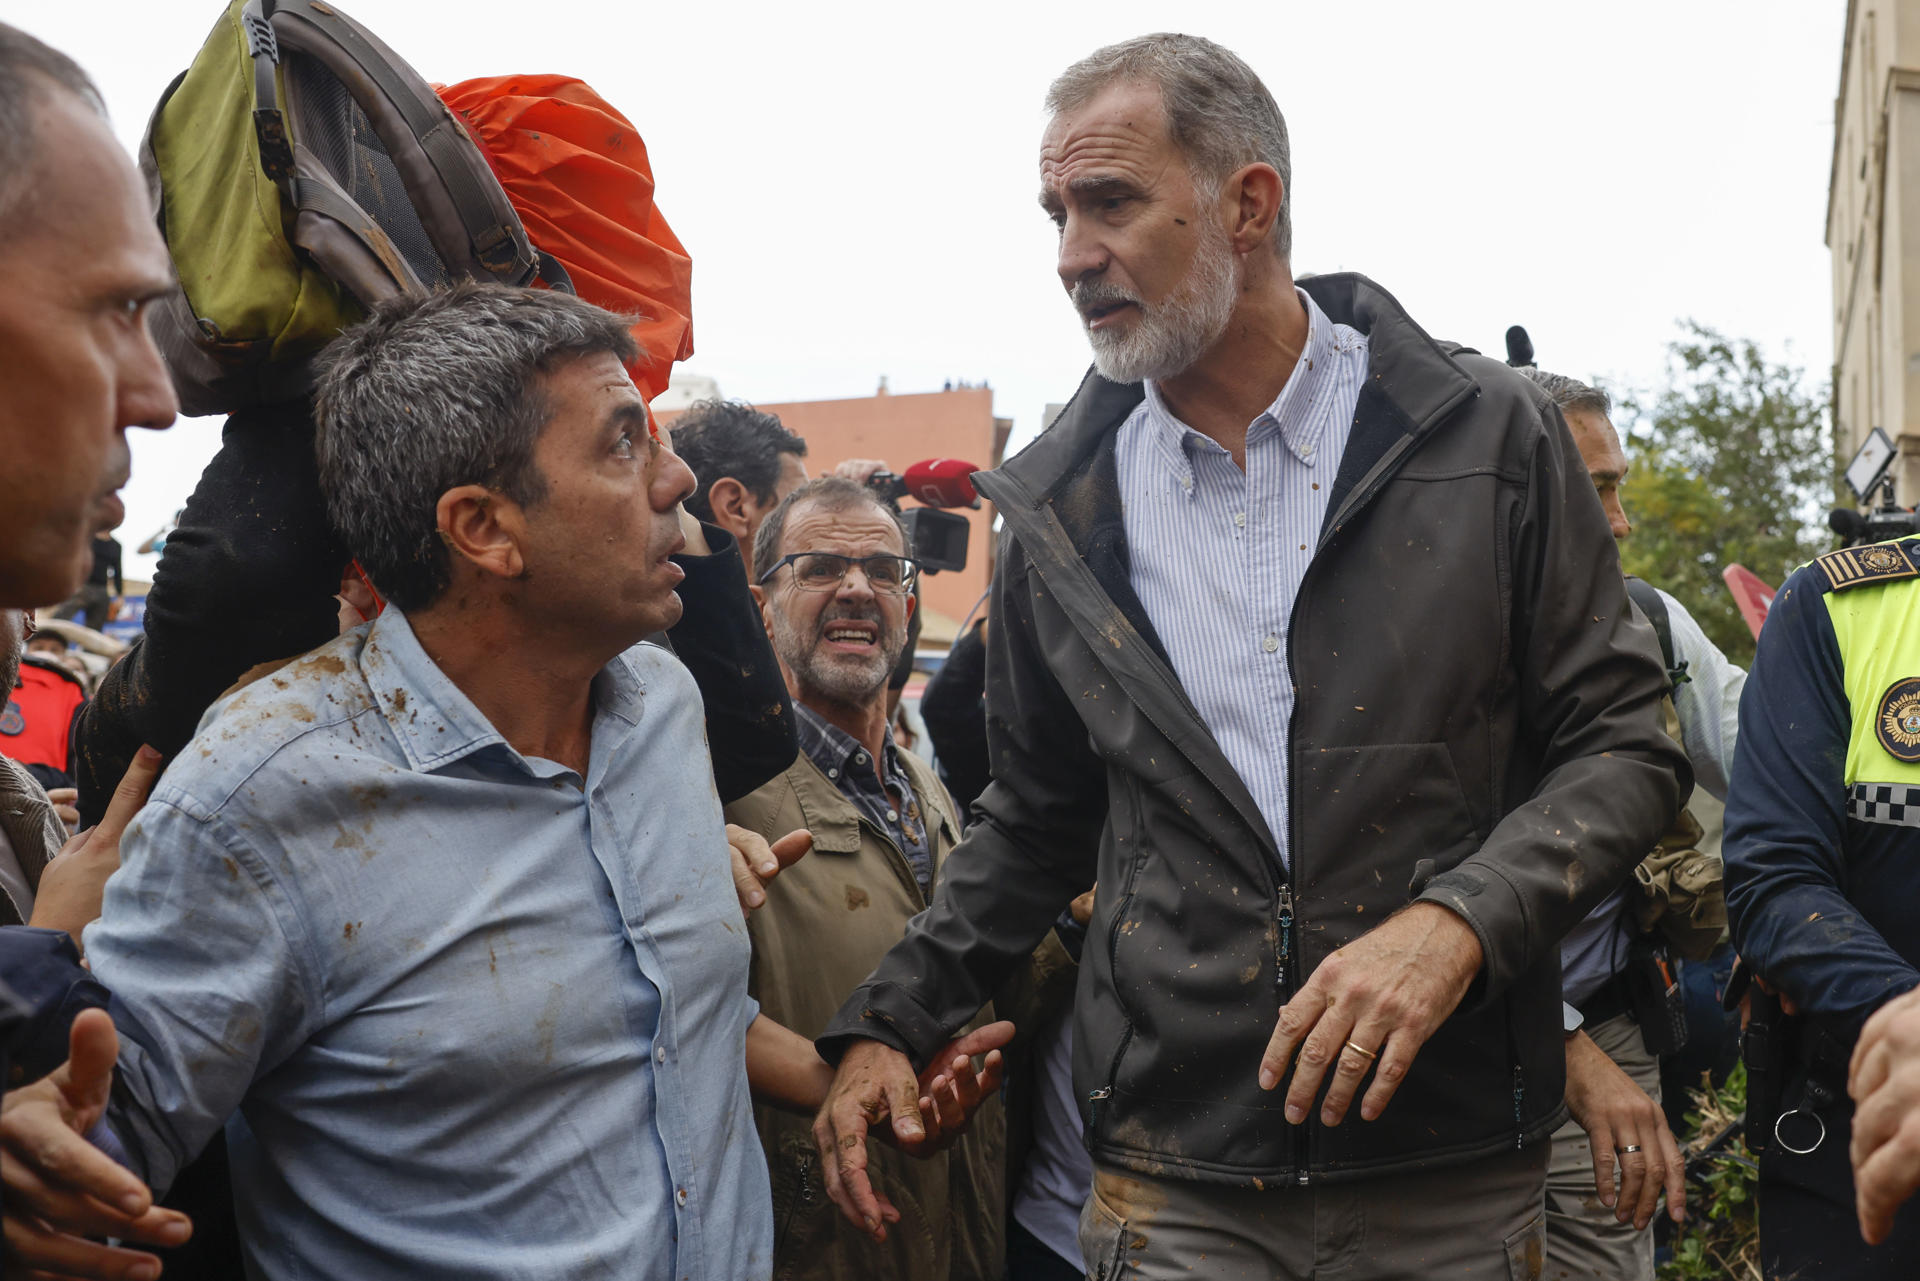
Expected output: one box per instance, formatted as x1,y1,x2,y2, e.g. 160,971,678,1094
864,458,982,574
1832,428,1920,547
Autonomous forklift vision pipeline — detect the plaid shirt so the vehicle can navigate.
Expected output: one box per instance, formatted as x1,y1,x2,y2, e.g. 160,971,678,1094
793,703,932,893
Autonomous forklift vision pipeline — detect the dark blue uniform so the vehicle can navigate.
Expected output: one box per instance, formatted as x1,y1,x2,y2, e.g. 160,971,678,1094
1727,537,1920,1278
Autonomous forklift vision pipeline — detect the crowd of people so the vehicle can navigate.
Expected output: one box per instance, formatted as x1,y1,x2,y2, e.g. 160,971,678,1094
4,17,1920,1281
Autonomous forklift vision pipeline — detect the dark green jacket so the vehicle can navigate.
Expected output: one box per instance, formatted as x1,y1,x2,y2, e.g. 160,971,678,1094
823,272,1688,1185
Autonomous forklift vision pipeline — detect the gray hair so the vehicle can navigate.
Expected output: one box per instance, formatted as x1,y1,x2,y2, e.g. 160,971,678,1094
1519,367,1613,419
0,24,107,230
753,477,910,586
314,282,640,612
1047,34,1292,258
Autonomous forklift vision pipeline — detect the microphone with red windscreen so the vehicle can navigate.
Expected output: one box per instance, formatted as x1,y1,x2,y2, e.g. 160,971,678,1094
901,458,981,509
863,459,985,573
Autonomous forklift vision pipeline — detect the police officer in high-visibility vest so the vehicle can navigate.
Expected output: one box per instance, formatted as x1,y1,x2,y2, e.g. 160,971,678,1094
1727,535,1920,1277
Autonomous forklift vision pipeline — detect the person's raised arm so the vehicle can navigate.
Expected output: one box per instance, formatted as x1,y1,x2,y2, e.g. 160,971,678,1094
72,403,346,828
664,521,797,803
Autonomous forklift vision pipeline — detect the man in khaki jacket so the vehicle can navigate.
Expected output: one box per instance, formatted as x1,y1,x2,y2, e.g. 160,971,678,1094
729,476,1005,1281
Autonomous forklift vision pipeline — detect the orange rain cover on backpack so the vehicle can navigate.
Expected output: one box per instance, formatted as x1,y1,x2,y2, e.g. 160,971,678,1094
437,75,694,402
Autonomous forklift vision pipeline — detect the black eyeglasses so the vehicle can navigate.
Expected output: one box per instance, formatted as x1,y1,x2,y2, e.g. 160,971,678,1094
757,552,920,595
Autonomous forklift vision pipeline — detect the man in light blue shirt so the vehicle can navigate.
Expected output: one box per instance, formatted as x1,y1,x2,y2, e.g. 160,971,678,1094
5,284,774,1280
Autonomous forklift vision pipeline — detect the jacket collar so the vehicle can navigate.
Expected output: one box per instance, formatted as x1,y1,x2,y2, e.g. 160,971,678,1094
781,747,958,859
990,272,1477,508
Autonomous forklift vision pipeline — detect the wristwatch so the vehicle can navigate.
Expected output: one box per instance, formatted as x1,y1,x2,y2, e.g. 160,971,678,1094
1562,1001,1585,1040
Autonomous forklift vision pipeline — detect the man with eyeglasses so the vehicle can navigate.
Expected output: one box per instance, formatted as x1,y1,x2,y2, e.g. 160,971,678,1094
727,475,1010,1281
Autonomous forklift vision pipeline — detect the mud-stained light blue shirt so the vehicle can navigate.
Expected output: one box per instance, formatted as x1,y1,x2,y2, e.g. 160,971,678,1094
1116,287,1369,869
84,608,770,1281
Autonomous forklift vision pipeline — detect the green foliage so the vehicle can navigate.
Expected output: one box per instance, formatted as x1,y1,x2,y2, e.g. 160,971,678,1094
1616,323,1835,667
1660,1062,1760,1281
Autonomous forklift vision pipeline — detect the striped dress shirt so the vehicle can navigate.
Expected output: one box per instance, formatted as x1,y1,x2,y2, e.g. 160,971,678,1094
1116,288,1369,870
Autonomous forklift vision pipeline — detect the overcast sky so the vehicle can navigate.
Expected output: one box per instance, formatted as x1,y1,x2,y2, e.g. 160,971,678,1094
7,1,1846,582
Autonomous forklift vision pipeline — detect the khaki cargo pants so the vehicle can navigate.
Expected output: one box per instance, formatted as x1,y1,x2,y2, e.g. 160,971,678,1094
1543,1012,1661,1280
1077,1142,1548,1280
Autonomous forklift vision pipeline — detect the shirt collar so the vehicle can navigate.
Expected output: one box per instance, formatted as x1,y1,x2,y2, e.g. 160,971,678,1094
1141,286,1341,472
358,607,646,777
793,702,897,786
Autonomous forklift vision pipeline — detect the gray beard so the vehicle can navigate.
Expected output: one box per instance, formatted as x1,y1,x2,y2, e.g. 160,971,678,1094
770,604,904,709
1082,217,1240,385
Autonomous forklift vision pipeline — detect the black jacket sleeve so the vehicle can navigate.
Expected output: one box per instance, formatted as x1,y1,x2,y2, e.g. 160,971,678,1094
665,524,796,805
0,927,111,1081
1724,566,1920,1023
918,618,990,815
818,538,1105,1068
1412,401,1689,1005
72,402,347,827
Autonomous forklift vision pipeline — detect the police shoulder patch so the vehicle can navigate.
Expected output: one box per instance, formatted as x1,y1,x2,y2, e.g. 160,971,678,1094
1878,678,1920,763
1813,539,1920,592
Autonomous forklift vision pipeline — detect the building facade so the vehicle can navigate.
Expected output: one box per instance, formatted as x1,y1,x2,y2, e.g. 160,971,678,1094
1830,0,1920,500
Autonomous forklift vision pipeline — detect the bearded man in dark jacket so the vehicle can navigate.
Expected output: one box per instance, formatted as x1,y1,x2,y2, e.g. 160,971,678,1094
813,33,1688,1281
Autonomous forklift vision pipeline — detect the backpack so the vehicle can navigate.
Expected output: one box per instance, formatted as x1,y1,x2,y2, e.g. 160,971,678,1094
1623,577,1727,961
139,0,568,416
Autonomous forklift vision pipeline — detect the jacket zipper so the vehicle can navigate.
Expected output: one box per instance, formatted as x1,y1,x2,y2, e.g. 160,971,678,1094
1512,1065,1526,1149
1276,393,1472,1185
1089,793,1144,1136
1275,431,1411,1186
777,1149,814,1255
1276,882,1295,971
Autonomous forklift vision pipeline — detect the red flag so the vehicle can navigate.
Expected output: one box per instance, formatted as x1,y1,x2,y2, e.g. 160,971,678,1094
1722,564,1777,640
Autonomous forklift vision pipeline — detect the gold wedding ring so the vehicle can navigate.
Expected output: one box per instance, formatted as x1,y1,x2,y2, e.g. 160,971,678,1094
1344,1039,1379,1061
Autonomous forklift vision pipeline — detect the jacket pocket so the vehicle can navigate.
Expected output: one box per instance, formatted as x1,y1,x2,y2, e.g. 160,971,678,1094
1294,742,1479,954
1077,1181,1128,1281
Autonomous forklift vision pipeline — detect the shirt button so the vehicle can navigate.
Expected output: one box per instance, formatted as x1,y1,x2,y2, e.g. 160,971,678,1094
676,1188,688,1207
886,809,899,822
828,768,840,779
855,753,868,765
1262,634,1280,653
656,1045,667,1064
1233,512,1246,528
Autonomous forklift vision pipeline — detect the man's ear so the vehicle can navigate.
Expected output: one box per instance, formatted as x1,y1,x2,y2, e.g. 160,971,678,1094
1226,162,1283,255
749,582,776,641
436,484,526,583
707,477,756,545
